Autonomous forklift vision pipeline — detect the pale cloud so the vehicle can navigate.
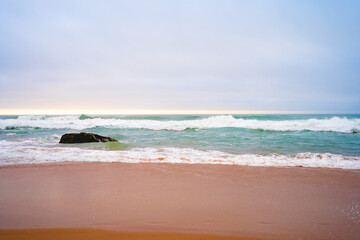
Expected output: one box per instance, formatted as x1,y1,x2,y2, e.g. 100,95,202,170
0,0,359,112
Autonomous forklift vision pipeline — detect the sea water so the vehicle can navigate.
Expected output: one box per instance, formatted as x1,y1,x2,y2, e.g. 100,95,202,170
0,114,359,169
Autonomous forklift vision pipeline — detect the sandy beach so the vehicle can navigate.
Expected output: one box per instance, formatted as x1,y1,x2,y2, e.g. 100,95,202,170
1,0,360,239
0,163,359,240
0,229,259,240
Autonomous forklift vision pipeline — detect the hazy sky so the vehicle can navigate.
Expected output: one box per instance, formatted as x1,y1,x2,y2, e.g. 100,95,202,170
0,0,359,112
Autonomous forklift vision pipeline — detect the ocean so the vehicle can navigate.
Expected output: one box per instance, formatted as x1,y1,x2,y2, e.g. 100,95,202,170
0,114,360,169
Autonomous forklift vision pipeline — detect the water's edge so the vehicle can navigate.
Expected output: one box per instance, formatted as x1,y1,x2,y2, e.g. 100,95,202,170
1,114,359,169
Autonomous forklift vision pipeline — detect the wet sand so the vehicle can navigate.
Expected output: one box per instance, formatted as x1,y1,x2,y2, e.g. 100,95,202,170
0,163,359,240
0,229,261,240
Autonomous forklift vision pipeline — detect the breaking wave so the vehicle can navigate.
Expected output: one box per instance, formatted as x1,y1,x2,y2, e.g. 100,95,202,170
0,115,360,133
0,140,359,169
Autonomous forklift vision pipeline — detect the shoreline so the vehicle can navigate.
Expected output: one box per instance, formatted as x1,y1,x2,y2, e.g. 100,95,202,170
1,162,359,239
1,160,359,171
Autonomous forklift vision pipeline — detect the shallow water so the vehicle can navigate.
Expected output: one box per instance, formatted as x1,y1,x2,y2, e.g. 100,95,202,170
0,114,359,168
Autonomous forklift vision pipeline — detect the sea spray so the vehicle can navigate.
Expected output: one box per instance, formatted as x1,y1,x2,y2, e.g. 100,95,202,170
0,115,360,133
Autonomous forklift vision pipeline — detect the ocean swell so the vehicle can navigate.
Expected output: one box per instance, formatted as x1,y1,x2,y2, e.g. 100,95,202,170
0,115,360,133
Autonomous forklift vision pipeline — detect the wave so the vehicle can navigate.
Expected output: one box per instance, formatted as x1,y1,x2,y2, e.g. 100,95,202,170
0,140,359,169
0,115,360,133
79,114,94,120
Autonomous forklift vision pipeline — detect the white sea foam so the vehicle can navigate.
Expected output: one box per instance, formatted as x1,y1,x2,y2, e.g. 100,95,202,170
0,140,359,169
0,115,360,133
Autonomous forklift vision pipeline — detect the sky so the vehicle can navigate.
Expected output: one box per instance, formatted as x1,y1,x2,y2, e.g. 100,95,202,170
0,0,359,113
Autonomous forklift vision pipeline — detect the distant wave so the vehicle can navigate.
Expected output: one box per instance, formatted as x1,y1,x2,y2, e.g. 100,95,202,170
0,115,360,133
0,140,359,169
79,114,95,120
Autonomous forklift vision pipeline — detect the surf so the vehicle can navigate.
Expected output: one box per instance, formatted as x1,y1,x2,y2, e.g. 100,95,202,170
0,115,360,133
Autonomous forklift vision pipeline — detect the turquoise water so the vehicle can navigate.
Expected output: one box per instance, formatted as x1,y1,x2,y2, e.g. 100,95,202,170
0,114,360,168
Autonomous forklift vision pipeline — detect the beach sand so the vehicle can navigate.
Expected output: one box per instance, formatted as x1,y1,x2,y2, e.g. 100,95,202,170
0,229,260,240
0,163,359,240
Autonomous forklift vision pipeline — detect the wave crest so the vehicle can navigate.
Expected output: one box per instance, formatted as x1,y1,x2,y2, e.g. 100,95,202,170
0,115,359,133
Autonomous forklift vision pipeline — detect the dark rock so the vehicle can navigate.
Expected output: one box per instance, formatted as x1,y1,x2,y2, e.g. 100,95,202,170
59,132,117,144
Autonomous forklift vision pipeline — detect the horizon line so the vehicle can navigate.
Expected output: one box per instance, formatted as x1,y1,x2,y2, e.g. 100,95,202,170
0,109,356,115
